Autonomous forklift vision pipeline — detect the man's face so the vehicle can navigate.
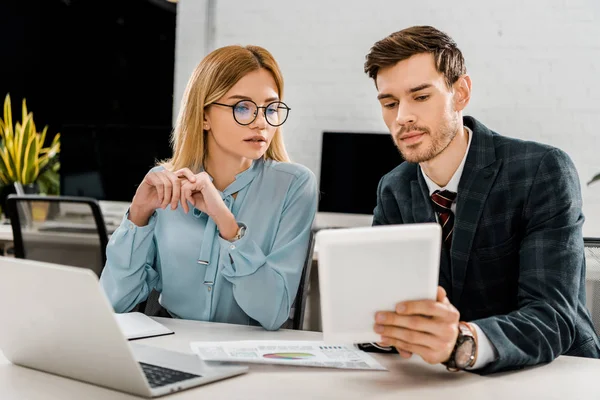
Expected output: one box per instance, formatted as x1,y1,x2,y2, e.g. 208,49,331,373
375,53,461,163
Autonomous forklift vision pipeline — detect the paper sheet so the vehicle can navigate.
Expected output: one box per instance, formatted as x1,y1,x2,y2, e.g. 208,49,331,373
190,340,387,370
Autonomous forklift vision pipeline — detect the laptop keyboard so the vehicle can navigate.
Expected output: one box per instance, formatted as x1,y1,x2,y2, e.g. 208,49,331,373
139,362,202,388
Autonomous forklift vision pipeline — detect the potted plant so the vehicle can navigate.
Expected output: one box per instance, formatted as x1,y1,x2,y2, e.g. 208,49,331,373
0,94,60,218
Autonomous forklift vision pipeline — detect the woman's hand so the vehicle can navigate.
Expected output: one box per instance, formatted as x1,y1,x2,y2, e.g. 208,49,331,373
180,172,239,240
129,168,196,226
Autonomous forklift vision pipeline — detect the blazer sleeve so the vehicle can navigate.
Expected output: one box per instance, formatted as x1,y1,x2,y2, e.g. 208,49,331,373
473,148,586,374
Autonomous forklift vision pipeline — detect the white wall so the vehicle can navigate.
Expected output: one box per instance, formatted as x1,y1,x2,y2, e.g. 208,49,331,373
173,0,210,122
175,0,600,234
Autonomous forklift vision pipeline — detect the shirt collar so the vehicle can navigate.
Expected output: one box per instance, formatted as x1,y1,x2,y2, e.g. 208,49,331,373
421,126,472,196
200,158,263,196
192,158,263,217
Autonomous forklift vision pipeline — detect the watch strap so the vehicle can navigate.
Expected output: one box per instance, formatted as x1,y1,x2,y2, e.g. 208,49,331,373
443,321,476,371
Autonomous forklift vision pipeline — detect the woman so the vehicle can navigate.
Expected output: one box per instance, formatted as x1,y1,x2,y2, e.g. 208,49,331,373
100,45,317,330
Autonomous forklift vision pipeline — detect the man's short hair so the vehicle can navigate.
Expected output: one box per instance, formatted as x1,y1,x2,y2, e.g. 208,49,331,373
364,25,466,88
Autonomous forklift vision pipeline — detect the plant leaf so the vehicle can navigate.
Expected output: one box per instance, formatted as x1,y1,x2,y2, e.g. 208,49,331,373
0,150,10,184
2,96,14,156
51,132,60,147
0,169,9,185
37,166,60,195
22,133,38,184
14,113,31,180
0,146,16,181
588,173,600,186
21,98,28,125
39,125,48,148
3,94,12,140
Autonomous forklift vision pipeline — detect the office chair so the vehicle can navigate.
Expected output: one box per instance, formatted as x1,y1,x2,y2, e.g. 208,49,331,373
6,195,109,277
137,289,166,317
139,232,316,330
584,238,600,335
283,232,316,330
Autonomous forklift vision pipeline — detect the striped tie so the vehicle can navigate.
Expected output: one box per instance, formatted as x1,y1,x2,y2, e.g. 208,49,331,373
430,190,457,246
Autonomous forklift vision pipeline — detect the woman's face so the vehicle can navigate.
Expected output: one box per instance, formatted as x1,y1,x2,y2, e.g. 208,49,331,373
204,68,280,162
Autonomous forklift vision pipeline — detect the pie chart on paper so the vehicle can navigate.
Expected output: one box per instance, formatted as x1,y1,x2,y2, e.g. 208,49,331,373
262,352,315,360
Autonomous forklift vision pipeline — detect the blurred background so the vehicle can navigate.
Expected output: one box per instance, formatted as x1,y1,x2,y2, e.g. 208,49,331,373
1,0,599,234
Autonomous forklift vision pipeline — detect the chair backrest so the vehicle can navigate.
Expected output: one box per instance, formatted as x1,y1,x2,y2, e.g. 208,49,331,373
584,238,600,335
284,232,315,330
6,195,109,277
138,289,165,317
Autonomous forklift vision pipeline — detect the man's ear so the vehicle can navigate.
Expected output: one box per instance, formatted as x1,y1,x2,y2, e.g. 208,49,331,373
453,75,472,112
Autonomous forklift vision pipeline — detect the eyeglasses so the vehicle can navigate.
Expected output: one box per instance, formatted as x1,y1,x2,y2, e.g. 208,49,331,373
212,100,291,127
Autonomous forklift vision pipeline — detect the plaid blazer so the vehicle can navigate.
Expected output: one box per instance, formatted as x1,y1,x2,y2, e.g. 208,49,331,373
373,116,600,374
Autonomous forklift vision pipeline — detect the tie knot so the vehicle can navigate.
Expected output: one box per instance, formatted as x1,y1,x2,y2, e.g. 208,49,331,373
431,190,457,211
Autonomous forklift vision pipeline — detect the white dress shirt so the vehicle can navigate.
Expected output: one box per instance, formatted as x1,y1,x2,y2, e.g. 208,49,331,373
421,127,498,370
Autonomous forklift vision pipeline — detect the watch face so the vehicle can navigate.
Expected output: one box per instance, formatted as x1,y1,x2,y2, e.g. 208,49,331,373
455,338,475,369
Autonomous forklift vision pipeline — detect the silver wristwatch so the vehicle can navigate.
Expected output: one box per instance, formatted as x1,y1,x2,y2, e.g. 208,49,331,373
230,224,246,241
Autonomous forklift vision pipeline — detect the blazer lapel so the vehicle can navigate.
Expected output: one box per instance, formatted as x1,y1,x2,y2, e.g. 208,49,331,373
411,171,454,290
451,117,502,305
411,172,436,224
413,170,454,294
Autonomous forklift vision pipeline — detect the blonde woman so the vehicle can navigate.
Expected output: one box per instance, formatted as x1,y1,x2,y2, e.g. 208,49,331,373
100,45,317,330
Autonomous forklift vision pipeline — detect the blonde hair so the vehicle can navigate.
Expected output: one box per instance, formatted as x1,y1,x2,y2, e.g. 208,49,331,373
164,45,290,172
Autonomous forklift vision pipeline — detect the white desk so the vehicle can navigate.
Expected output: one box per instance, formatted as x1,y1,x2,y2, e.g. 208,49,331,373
0,317,598,399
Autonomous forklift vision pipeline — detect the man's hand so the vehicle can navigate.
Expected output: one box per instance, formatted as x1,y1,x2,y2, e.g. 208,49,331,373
373,286,460,364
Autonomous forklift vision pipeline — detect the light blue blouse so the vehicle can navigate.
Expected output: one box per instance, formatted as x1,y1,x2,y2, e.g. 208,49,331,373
99,158,318,330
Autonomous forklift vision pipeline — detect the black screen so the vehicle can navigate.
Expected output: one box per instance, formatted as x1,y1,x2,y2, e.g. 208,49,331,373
59,124,172,201
1,0,177,202
318,131,403,214
0,0,177,131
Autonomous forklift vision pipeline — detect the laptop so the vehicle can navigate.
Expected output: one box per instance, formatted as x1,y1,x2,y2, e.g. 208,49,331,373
316,223,441,344
0,256,248,397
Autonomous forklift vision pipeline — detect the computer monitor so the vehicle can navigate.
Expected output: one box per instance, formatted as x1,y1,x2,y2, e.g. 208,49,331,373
318,131,403,215
59,124,172,202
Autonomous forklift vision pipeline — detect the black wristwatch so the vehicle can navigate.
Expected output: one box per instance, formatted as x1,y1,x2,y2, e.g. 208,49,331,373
443,322,477,371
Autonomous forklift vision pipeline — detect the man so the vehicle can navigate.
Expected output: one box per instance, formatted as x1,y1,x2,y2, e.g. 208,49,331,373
363,25,600,374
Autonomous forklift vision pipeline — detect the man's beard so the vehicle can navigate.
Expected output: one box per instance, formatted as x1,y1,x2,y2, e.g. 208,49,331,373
395,115,460,163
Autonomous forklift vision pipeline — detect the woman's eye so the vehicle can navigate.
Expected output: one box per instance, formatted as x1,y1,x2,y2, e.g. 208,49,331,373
235,105,251,113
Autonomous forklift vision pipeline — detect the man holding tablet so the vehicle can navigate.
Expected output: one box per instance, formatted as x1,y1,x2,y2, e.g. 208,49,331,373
362,25,600,374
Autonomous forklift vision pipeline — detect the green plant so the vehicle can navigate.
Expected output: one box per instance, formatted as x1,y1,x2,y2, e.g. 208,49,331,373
0,94,60,194
589,174,600,186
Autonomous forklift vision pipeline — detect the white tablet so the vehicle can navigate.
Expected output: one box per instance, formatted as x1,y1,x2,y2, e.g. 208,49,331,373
316,223,441,344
